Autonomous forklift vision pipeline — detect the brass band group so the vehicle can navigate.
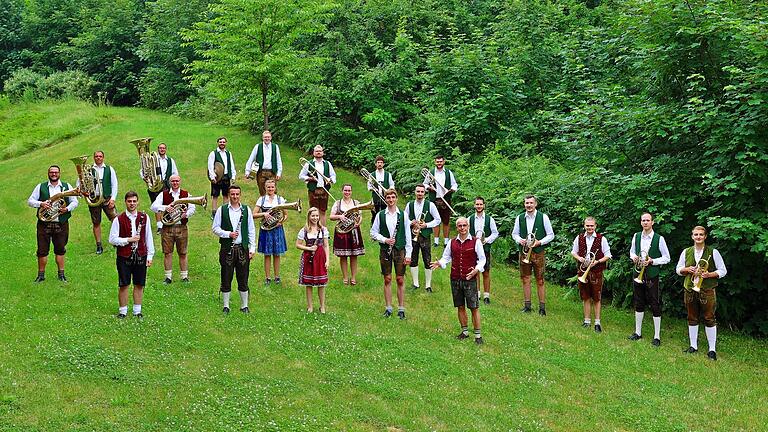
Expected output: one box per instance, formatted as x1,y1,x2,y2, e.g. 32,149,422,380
28,131,726,357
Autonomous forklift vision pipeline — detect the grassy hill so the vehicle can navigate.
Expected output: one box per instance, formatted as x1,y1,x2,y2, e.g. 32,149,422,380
0,100,766,431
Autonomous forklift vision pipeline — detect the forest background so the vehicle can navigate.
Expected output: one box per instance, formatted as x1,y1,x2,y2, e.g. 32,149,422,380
1,0,766,334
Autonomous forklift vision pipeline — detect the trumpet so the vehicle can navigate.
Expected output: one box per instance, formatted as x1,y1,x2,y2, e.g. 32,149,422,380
300,157,334,185
161,194,208,226
337,200,375,234
633,250,650,284
360,168,386,202
521,230,537,264
412,212,427,242
577,251,597,284
421,168,457,216
691,257,710,292
254,200,302,231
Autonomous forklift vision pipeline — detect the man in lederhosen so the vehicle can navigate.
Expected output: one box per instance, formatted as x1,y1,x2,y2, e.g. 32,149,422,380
469,197,499,305
245,130,283,196
367,155,395,223
207,136,237,218
570,217,612,333
150,174,198,284
512,195,555,315
140,142,178,234
299,145,336,226
424,155,457,247
81,150,118,254
405,184,440,293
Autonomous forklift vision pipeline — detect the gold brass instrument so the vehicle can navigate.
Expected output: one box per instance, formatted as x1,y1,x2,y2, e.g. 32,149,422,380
412,211,427,242
131,137,164,193
254,199,302,231
337,200,375,234
691,256,710,293
161,194,208,226
521,230,537,264
360,168,386,202
37,188,81,222
577,251,597,284
633,250,650,284
421,167,457,216
71,155,105,207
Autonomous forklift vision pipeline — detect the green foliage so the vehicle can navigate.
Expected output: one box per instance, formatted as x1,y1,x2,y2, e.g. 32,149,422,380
0,0,26,90
3,68,44,101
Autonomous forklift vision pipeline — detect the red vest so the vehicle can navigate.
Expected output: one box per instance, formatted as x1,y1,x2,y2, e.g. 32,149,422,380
450,237,479,280
162,189,189,224
577,233,606,274
116,212,148,258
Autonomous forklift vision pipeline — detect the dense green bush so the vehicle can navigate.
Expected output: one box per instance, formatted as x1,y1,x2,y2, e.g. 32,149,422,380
3,68,44,101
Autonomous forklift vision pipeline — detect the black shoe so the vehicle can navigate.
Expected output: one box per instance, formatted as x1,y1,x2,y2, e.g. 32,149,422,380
58,274,68,282
582,322,590,328
181,278,190,283
274,277,281,284
410,284,419,291
134,313,143,319
628,333,642,341
475,337,484,345
483,297,490,305
652,338,661,347
34,275,45,283
456,332,469,340
240,307,250,313
264,278,271,286
707,350,717,361
223,307,230,314
538,308,546,316
117,313,126,319
521,306,532,313
594,324,602,333
397,310,406,320
425,287,433,293
382,309,392,318
683,346,698,354
156,227,162,235
163,278,172,285
96,246,104,255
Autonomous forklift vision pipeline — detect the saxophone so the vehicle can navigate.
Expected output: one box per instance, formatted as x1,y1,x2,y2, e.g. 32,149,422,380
131,137,164,192
37,188,81,222
336,200,375,234
161,194,208,226
70,155,105,207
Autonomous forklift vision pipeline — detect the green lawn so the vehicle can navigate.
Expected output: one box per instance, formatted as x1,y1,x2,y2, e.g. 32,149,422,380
0,101,766,431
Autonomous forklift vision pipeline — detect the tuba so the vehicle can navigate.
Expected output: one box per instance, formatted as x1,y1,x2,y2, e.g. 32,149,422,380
161,194,208,226
360,168,386,202
577,251,597,284
131,137,164,193
337,200,376,234
521,230,537,264
690,256,710,293
37,188,82,222
71,155,105,207
255,199,302,231
633,250,650,284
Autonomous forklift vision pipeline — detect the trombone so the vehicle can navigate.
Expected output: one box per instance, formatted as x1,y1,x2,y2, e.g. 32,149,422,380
633,250,650,284
521,230,536,264
691,257,710,293
421,168,457,216
577,251,597,284
299,157,337,202
360,168,387,202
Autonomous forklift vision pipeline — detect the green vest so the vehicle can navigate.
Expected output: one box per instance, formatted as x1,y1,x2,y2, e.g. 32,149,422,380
38,181,73,223
372,171,392,205
634,232,662,279
256,143,279,174
307,160,331,192
219,204,251,250
683,246,718,290
92,165,113,198
214,150,233,180
517,211,546,253
469,213,492,252
162,157,174,182
428,168,454,202
377,209,406,250
407,199,434,238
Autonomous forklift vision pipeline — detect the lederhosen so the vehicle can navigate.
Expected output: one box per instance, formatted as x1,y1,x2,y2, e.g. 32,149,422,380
408,199,434,267
518,211,546,278
211,150,233,197
469,213,493,272
218,205,251,293
632,232,662,317
576,233,606,301
306,160,332,211
376,209,407,277
160,189,189,255
682,246,718,327
36,182,73,257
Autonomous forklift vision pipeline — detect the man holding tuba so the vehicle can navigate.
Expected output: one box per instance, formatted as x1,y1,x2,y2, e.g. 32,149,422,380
79,150,118,255
628,212,671,347
512,195,555,315
405,184,441,293
245,130,283,196
207,136,237,218
570,217,611,333
676,226,726,361
27,165,79,282
150,175,198,284
139,142,178,234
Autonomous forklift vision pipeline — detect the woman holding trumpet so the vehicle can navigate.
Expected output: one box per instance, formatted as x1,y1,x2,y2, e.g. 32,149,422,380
298,145,336,225
675,226,726,360
570,217,612,333
329,184,368,285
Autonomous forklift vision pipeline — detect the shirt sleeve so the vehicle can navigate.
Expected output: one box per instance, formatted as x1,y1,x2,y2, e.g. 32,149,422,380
512,216,522,244
150,193,165,213
171,159,179,177
247,207,256,254
328,162,337,184
485,217,499,244
275,145,283,177
66,194,79,212
370,212,386,244
110,167,118,199
675,250,687,276
437,241,453,268
244,145,258,177
297,227,306,241
449,170,458,192
145,218,155,261
653,236,671,266
229,152,237,181
475,238,486,272
629,234,637,260
712,248,727,278
299,163,311,182
27,184,43,208
389,172,395,191
211,207,229,239
540,213,555,245
404,212,413,257
425,203,441,229
207,151,216,181
186,202,196,218
323,227,330,239
601,236,612,259
108,216,127,246
571,236,580,255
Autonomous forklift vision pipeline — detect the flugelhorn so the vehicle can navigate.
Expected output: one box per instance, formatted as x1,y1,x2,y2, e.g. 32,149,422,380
577,251,597,284
360,168,386,202
254,200,302,231
412,212,427,242
421,168,457,216
161,194,208,226
691,256,710,292
521,230,537,264
337,200,375,234
633,250,650,284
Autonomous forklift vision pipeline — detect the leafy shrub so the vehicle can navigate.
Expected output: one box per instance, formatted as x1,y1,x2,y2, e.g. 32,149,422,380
41,70,98,101
3,68,45,101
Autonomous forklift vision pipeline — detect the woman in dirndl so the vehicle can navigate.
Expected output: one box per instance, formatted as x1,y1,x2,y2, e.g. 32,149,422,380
296,207,330,313
254,179,288,285
329,184,366,285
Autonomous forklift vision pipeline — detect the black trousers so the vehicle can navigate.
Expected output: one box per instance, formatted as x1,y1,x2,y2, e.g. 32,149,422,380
633,276,661,316
219,245,250,292
410,234,432,267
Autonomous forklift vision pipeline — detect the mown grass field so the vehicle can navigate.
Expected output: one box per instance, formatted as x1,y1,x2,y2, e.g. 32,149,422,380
0,100,766,431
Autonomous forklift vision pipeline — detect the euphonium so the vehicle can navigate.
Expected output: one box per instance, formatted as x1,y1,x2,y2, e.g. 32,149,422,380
37,188,82,222
337,200,376,234
421,167,457,216
691,256,710,293
70,155,105,207
161,194,208,226
131,137,164,193
577,251,597,284
521,230,537,264
633,250,650,284
255,200,302,231
360,168,386,202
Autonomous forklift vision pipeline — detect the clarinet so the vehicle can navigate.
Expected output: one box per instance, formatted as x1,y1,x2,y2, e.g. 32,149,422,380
129,214,143,264
228,211,244,260
387,214,399,259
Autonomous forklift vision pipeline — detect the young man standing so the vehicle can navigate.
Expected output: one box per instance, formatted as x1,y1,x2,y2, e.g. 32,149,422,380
245,130,283,196
140,142,178,233
406,184,441,293
512,195,555,315
570,217,612,332
207,136,237,217
299,145,336,226
424,155,457,247
469,197,499,304
150,175,198,284
81,150,118,254
367,155,395,223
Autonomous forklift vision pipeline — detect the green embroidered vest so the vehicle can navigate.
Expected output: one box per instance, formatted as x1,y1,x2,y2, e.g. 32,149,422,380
256,143,279,174
214,150,233,180
91,165,113,198
307,160,331,192
634,232,662,279
683,246,718,290
428,168,453,202
469,213,492,252
408,199,434,238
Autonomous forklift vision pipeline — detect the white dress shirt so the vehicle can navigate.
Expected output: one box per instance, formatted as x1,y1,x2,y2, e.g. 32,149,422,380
423,168,458,198
367,169,395,192
472,212,499,244
139,155,178,181
245,142,283,177
437,234,487,273
109,210,155,261
77,163,118,198
511,210,555,245
675,247,727,278
406,199,441,229
28,181,80,222
299,158,337,188
150,189,197,223
571,233,612,258
207,149,236,181
370,207,413,256
212,204,256,254
629,230,671,265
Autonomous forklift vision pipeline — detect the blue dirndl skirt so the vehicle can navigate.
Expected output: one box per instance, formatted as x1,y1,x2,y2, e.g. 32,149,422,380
257,226,288,255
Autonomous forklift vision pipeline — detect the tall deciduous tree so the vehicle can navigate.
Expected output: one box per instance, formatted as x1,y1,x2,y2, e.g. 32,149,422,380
183,0,334,130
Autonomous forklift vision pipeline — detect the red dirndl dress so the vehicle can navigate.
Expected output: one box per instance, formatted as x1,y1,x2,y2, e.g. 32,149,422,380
298,227,329,286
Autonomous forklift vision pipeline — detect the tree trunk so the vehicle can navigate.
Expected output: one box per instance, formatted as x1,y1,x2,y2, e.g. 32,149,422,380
261,80,269,131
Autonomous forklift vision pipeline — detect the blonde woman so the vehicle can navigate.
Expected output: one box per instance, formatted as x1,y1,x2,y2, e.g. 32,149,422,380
296,207,330,313
253,179,288,285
